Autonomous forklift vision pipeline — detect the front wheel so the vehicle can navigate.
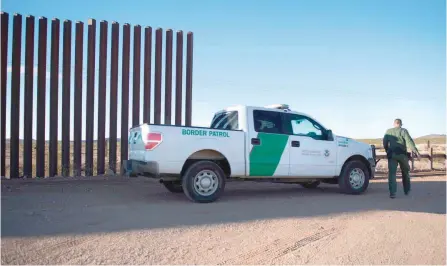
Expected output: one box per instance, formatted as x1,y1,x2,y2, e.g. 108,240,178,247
338,160,370,194
182,161,226,203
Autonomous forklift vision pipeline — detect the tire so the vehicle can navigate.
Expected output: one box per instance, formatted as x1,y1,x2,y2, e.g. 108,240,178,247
182,161,226,203
300,181,321,189
338,160,370,194
162,181,184,193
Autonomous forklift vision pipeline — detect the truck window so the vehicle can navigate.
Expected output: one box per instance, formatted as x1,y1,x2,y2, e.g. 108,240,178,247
210,111,239,130
253,110,282,134
282,113,325,140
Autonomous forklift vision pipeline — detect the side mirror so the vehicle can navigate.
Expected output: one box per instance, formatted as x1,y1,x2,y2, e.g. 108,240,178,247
326,129,334,141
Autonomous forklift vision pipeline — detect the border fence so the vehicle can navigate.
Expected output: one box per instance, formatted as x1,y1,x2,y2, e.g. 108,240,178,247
1,12,194,178
373,140,446,171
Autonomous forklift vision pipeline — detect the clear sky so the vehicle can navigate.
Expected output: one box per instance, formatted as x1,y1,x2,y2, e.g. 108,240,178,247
3,0,446,140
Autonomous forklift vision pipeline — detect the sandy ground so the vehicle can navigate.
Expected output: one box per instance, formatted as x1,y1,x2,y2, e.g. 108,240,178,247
1,172,446,265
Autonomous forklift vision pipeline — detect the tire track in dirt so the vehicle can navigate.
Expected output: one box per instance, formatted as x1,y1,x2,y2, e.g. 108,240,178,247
273,227,339,259
302,230,340,264
219,227,341,265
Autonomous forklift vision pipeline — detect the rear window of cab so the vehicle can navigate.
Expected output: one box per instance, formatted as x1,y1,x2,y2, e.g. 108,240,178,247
210,111,239,130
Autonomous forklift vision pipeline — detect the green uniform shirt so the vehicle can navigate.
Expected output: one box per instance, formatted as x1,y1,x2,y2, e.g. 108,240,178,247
383,127,418,155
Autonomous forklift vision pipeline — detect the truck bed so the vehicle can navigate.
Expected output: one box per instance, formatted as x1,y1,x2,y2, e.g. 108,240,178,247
128,123,246,177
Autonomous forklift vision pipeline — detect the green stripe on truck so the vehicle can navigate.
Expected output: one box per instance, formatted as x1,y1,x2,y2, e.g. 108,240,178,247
249,133,289,176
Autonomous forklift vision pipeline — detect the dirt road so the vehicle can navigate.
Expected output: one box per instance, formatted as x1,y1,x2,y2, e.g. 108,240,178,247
2,173,446,265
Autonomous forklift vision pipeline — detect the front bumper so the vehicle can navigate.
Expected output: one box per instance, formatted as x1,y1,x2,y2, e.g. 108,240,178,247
368,158,376,179
128,160,160,178
369,145,377,179
370,165,376,179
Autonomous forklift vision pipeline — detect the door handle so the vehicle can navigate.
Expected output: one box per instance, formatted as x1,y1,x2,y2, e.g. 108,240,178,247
251,138,261,145
291,140,300,147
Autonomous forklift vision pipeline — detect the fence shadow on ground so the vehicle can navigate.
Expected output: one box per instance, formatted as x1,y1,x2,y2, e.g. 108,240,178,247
1,175,446,238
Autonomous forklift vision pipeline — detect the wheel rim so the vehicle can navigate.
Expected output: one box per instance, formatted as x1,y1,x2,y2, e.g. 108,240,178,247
194,170,219,196
349,168,365,189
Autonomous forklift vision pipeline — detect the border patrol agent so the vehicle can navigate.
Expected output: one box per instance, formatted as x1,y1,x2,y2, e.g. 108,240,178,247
383,118,420,198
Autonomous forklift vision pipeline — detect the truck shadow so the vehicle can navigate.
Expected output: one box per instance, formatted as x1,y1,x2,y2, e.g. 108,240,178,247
1,176,445,237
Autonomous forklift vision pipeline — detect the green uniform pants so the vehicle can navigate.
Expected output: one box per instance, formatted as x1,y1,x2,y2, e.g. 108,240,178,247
388,153,411,195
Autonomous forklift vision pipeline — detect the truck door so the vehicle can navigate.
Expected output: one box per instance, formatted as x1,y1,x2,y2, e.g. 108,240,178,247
247,109,290,177
282,113,336,177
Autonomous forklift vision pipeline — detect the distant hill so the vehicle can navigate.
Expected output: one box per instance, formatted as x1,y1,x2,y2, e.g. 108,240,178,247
417,134,446,139
357,134,446,146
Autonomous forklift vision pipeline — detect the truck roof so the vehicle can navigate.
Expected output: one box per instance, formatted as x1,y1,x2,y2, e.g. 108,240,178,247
221,104,328,129
224,104,311,117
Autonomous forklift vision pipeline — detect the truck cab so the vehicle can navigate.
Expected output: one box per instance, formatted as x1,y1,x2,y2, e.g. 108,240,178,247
128,104,376,203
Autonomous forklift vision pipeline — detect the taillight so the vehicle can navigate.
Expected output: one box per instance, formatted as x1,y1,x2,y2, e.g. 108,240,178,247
145,132,162,150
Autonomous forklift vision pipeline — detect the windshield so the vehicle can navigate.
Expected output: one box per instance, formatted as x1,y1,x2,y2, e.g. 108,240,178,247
210,111,239,130
294,118,323,131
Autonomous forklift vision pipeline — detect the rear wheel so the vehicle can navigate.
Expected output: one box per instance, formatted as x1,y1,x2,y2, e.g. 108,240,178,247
162,181,183,193
300,181,321,189
182,161,226,203
338,160,370,194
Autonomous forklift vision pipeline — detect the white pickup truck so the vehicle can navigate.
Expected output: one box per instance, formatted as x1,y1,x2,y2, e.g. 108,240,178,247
128,104,376,203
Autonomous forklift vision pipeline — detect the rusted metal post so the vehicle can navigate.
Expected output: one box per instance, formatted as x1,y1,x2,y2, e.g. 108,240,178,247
121,23,130,162
0,12,8,177
36,17,47,178
85,19,96,176
61,20,72,176
143,26,152,124
73,21,84,176
49,18,60,177
164,29,173,125
97,20,108,175
430,147,434,170
23,15,35,178
109,22,119,173
175,30,183,126
154,28,162,124
10,13,22,178
132,25,141,127
185,32,193,126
